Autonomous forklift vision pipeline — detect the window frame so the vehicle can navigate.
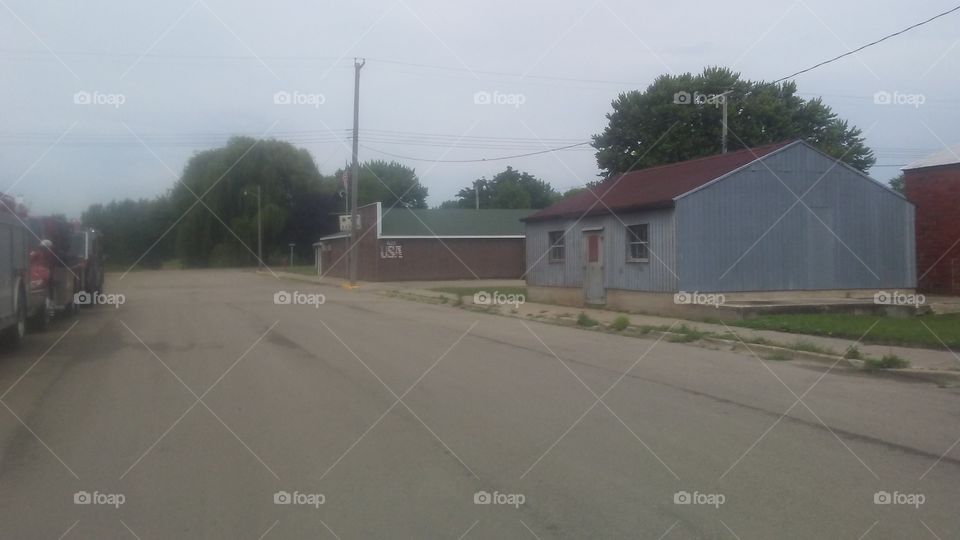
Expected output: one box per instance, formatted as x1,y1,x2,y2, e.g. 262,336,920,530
626,223,650,263
547,230,566,263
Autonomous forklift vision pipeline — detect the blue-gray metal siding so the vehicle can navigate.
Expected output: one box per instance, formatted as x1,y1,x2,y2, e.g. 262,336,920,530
524,209,678,292
675,143,916,292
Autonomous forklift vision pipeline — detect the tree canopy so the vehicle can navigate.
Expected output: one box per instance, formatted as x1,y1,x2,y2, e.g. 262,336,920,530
440,166,558,209
333,160,428,209
170,137,341,267
592,67,875,175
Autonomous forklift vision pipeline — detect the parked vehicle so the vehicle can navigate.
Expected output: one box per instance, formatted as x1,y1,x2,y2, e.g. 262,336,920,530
0,195,31,346
27,216,81,329
71,227,104,298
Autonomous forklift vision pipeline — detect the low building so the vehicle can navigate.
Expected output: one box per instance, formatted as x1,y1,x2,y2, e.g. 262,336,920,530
522,140,916,315
904,145,960,294
315,202,530,281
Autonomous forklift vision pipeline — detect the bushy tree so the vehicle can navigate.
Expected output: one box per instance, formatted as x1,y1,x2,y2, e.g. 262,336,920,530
332,160,427,209
592,67,875,175
443,167,557,209
83,137,344,269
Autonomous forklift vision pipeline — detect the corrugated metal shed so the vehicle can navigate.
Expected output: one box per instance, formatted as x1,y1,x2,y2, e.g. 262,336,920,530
676,142,915,292
525,141,916,294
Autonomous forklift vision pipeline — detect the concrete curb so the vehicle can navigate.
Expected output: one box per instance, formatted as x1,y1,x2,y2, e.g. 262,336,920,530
381,288,960,387
261,274,960,387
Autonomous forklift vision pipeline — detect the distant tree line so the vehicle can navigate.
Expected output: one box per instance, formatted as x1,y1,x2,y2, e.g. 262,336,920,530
83,138,431,268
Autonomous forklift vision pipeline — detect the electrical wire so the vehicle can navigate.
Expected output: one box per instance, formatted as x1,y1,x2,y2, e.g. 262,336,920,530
770,4,960,84
361,141,592,163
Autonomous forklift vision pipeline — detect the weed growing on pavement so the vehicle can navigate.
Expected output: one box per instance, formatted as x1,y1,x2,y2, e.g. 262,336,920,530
787,339,835,355
764,350,793,361
844,346,863,360
577,312,599,327
864,354,910,370
609,316,630,331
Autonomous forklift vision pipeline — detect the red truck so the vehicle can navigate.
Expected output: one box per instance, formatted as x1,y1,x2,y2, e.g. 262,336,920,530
26,216,82,329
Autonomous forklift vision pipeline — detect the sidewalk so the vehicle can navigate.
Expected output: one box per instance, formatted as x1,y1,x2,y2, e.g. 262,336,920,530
264,271,960,374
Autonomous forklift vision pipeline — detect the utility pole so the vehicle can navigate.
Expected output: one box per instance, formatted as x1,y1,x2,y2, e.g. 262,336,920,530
721,95,728,154
474,180,480,209
348,58,365,286
715,90,734,154
257,185,262,269
289,243,295,267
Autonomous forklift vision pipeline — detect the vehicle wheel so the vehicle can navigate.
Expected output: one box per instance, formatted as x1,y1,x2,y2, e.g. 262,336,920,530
29,295,53,332
2,291,27,348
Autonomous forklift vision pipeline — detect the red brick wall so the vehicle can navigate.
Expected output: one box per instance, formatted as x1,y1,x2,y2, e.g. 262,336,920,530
905,164,960,294
375,237,525,281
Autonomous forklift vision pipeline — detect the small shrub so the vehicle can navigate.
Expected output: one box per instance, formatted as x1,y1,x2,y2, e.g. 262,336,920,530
843,345,863,360
864,354,910,370
789,339,833,355
576,312,599,327
668,333,699,343
609,316,630,331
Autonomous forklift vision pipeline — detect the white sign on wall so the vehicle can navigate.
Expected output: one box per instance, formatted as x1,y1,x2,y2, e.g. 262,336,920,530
339,214,361,232
380,241,403,259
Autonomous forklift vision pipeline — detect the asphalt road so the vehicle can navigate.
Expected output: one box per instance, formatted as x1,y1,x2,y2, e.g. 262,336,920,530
0,269,957,539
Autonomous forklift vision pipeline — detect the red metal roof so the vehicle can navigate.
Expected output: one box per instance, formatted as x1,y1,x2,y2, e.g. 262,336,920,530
524,140,796,222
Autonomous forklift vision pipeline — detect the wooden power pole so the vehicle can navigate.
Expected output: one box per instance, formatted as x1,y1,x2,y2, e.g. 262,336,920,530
348,58,365,286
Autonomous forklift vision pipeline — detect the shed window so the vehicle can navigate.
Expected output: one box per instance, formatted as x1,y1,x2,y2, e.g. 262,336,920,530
627,224,649,261
548,231,565,262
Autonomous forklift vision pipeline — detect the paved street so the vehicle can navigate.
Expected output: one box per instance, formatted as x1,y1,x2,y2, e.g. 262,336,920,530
0,269,957,539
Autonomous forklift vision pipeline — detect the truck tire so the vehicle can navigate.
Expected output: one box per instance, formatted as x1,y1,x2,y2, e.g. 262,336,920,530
3,290,27,348
29,294,53,332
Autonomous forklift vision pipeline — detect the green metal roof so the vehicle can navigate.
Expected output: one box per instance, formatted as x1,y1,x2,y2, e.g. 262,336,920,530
380,208,531,237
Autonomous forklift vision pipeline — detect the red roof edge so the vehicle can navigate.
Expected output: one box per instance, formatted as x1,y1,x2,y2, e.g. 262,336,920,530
523,140,798,223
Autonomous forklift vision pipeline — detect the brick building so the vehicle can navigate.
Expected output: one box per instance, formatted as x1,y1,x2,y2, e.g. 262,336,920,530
314,203,530,281
904,145,960,294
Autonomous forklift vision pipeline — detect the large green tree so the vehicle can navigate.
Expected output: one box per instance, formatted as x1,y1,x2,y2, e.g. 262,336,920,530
332,160,428,209
171,137,337,267
592,67,875,175
441,166,558,209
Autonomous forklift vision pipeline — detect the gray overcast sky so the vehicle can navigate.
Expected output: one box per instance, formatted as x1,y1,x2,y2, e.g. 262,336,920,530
1,0,958,217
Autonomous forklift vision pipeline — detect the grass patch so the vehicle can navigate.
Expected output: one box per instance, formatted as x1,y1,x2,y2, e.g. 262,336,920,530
733,313,960,350
863,354,910,370
609,316,630,331
763,350,793,361
788,339,835,355
668,333,700,343
576,312,599,327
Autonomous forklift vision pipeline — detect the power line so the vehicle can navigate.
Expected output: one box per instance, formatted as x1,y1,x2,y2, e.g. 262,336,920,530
361,141,592,163
771,4,960,84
